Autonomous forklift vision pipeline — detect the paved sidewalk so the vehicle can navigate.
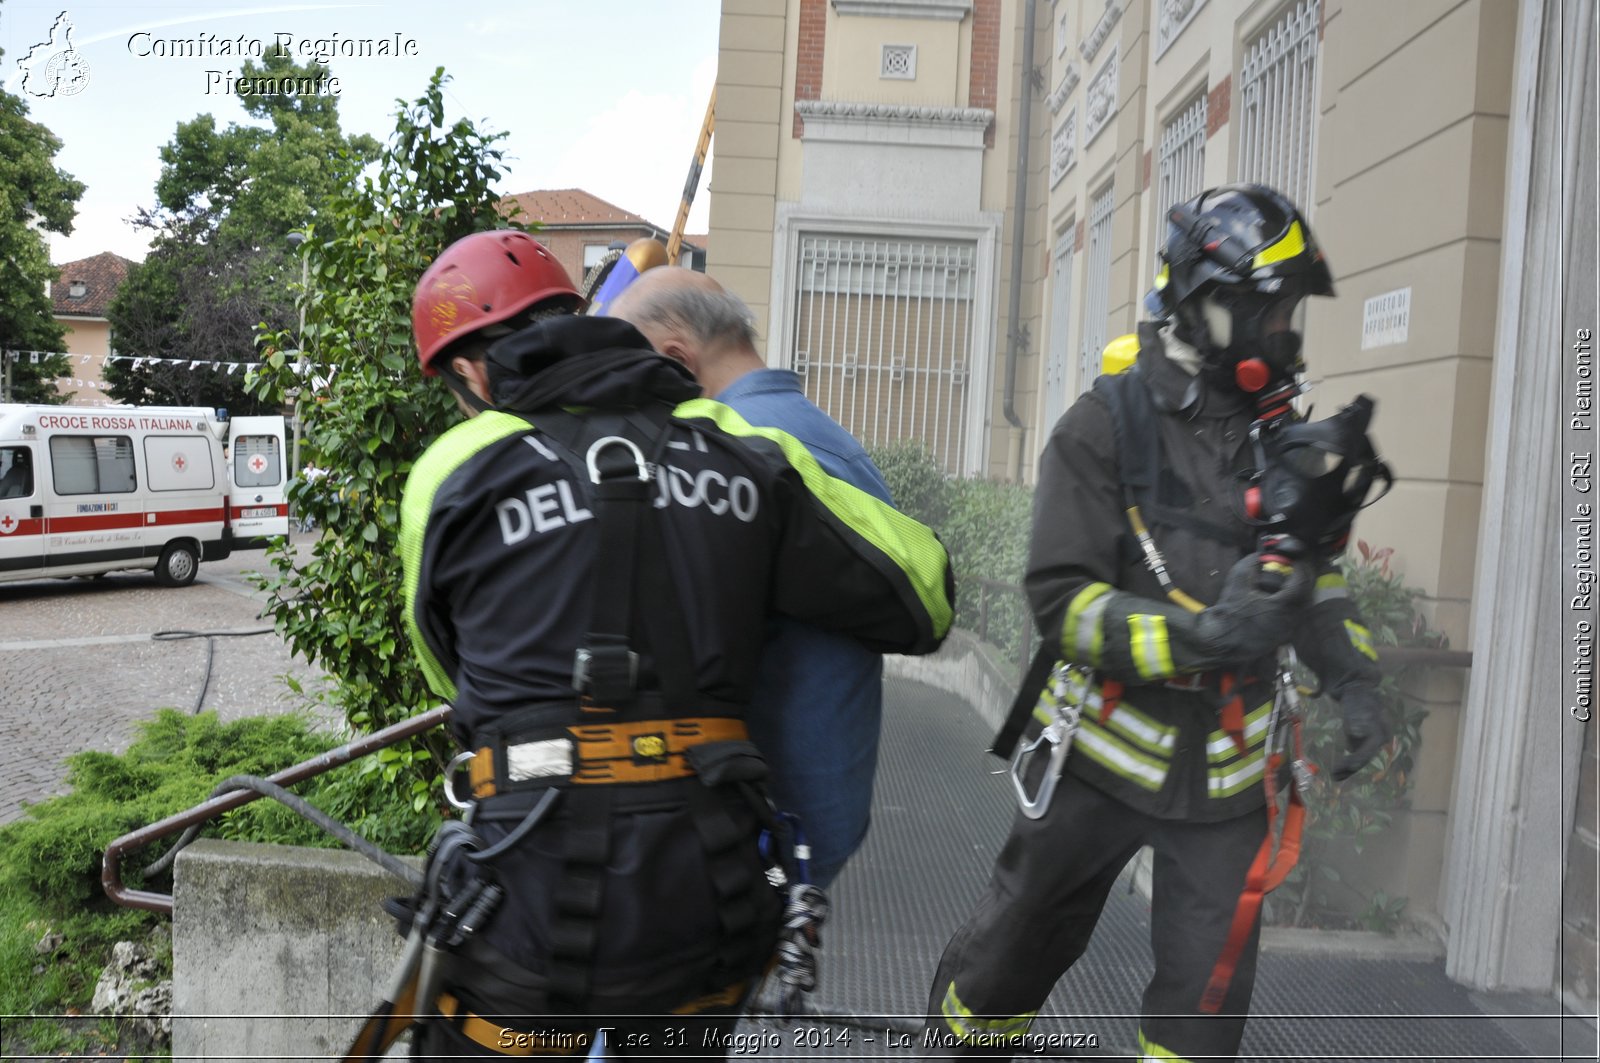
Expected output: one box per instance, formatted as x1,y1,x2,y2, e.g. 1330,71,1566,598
0,546,330,826
2,559,1593,1060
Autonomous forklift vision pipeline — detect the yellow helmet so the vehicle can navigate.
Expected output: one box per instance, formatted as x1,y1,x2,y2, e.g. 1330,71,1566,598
1100,333,1139,376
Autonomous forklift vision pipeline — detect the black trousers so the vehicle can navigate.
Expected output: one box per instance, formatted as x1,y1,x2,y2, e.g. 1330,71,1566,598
925,771,1268,1061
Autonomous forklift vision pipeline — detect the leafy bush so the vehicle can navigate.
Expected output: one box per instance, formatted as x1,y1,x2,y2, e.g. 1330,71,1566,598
1264,541,1445,931
247,69,518,803
0,711,439,1025
870,443,1036,665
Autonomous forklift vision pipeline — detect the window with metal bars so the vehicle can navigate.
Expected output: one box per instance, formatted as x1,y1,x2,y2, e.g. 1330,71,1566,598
789,234,977,474
1080,185,1115,393
1044,230,1076,431
1158,93,1203,219
1236,0,1322,213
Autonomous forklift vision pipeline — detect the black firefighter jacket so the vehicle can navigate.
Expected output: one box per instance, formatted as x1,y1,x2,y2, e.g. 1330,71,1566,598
397,315,953,1001
1027,323,1381,822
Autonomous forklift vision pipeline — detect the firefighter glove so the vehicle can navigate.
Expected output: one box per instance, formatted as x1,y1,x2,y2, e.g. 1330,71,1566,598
1195,553,1315,662
1332,682,1390,782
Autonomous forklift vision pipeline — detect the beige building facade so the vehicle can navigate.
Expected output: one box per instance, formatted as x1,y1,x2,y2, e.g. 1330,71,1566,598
713,0,1595,1015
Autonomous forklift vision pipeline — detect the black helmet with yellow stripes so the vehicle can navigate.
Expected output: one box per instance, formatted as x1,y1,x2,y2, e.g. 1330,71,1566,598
1147,184,1333,394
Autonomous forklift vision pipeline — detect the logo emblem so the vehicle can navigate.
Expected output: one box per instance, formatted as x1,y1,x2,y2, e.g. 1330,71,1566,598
248,454,268,475
17,12,91,98
0,514,17,535
632,734,668,760
172,453,188,473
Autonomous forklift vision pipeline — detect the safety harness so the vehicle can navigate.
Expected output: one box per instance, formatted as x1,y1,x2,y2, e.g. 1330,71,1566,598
346,405,819,1060
990,340,1308,1016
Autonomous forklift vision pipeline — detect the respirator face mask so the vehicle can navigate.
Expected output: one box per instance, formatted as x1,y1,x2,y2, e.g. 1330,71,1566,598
1245,395,1394,554
1198,288,1307,394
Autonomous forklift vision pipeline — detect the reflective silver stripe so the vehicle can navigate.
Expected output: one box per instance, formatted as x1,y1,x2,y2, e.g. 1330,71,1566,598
1105,704,1177,755
1206,701,1273,759
1313,572,1349,604
1077,725,1168,790
506,739,574,781
1054,674,1178,756
1207,750,1266,797
1128,614,1175,679
1064,583,1112,664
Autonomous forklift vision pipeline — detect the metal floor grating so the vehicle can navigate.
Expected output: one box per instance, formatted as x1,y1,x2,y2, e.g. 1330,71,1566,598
733,675,1593,1061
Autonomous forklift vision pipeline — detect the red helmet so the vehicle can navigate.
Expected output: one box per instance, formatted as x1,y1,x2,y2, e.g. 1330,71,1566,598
412,230,580,374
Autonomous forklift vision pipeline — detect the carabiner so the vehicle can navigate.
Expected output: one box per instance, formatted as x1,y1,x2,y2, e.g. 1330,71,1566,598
1009,717,1072,820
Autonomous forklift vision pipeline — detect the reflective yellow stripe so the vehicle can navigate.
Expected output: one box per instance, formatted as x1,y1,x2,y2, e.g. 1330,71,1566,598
1207,747,1266,797
1138,1029,1195,1061
1345,619,1378,660
1206,699,1273,762
1128,613,1175,679
1155,263,1170,290
1313,572,1349,604
1063,583,1112,666
1251,220,1306,270
1037,681,1178,759
1077,721,1168,791
1103,702,1177,757
940,983,1035,1040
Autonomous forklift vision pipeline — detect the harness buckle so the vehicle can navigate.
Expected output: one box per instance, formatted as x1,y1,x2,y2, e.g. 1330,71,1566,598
573,644,638,701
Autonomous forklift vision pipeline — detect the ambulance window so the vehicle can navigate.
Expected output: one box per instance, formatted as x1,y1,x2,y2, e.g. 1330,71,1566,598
50,436,137,494
0,447,33,499
145,435,216,491
234,435,281,487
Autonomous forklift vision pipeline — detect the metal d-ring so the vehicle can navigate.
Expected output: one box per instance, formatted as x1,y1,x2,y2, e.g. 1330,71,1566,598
444,750,478,811
585,435,649,483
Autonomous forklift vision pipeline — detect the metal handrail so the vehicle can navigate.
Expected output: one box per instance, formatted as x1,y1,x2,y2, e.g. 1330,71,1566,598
101,705,452,914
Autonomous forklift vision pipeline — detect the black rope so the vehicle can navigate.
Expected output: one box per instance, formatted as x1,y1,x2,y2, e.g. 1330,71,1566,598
151,627,275,713
140,773,422,888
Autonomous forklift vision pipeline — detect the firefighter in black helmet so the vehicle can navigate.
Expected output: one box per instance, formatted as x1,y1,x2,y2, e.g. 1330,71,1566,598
924,185,1390,1061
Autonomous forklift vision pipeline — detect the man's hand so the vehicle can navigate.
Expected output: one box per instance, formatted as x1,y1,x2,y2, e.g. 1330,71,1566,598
1332,683,1391,781
1196,553,1315,661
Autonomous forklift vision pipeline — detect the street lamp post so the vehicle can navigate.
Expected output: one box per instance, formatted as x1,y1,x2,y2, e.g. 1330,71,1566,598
286,232,309,534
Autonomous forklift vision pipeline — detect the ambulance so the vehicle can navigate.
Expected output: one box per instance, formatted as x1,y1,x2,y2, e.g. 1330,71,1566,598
225,415,290,548
0,404,280,586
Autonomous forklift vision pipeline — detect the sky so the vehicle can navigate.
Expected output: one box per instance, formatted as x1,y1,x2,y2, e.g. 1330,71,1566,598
0,1,722,265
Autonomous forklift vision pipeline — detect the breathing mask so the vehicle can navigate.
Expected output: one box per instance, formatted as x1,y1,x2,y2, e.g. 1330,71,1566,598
1243,394,1393,556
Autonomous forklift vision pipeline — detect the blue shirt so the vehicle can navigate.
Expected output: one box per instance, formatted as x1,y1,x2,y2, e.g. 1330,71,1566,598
717,369,890,887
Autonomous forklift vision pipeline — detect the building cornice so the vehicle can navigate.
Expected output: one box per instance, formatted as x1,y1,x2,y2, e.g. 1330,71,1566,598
1047,61,1081,115
832,0,971,19
795,99,993,126
1080,0,1125,63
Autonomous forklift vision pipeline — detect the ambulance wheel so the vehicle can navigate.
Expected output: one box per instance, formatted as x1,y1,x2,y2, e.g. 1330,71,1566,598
155,542,199,587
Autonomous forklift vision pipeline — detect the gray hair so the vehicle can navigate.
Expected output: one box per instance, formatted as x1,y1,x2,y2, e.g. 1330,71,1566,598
624,279,759,351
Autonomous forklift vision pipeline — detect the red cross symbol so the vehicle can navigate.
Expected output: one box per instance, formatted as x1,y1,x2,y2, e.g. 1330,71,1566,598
173,454,187,472
249,454,268,474
0,514,17,534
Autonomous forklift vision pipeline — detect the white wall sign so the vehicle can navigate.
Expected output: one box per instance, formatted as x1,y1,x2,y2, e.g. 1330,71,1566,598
1361,287,1412,349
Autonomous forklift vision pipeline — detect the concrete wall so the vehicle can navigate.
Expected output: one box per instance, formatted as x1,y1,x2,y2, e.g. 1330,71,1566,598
712,0,792,345
171,840,415,1062
1311,0,1514,918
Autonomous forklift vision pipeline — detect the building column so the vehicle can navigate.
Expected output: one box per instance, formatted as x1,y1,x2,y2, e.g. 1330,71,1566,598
1443,0,1597,993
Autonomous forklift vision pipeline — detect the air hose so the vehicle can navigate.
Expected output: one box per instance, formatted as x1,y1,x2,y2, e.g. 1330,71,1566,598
151,627,276,713
141,773,422,888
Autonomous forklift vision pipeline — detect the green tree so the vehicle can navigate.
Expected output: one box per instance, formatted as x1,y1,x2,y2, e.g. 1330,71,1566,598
0,27,85,403
248,69,521,807
105,53,379,410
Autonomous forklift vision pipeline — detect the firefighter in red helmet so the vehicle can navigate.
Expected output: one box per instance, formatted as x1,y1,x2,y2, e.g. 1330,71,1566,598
359,229,954,1060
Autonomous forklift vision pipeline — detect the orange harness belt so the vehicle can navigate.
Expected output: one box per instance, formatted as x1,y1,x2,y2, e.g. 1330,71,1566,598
1199,715,1307,1013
